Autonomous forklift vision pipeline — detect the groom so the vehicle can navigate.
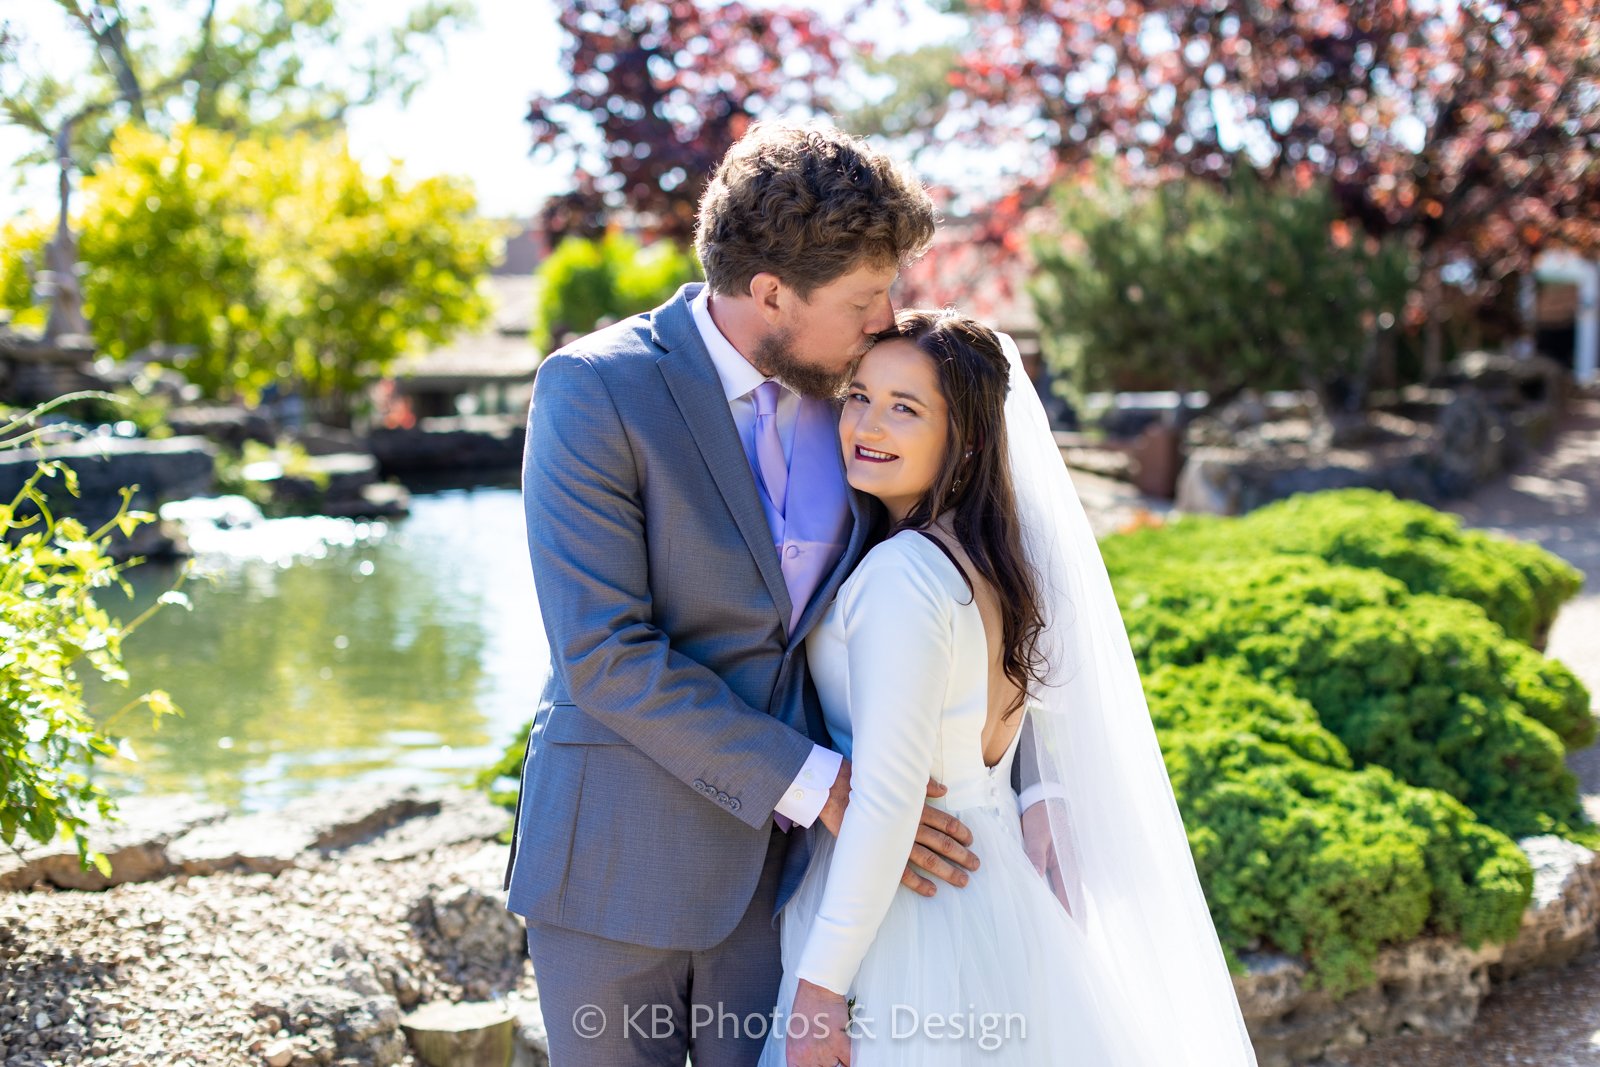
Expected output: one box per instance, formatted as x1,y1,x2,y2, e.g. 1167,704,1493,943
503,123,979,1065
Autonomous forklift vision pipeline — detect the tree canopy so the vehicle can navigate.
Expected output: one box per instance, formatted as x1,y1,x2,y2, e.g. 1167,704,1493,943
879,1,1599,293
1,1,473,171
525,0,849,242
1,123,499,415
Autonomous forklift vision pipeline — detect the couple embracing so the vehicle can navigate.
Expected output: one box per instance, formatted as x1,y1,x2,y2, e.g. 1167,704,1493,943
504,123,1258,1066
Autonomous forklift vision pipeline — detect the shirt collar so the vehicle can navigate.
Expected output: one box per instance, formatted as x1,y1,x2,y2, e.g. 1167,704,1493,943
690,285,784,405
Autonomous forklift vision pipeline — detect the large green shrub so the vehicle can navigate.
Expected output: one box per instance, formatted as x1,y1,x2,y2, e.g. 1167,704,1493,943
1102,489,1583,645
1149,662,1531,995
1115,554,1593,842
533,232,701,350
0,397,184,871
1030,167,1415,408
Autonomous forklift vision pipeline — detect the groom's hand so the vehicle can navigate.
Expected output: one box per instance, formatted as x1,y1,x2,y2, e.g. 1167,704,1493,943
903,788,978,897
816,761,979,897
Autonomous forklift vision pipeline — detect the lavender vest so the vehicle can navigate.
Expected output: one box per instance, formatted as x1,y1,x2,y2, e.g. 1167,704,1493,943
750,396,852,636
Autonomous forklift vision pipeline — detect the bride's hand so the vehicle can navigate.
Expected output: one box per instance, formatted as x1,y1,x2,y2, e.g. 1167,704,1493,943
1021,801,1072,916
786,978,852,1067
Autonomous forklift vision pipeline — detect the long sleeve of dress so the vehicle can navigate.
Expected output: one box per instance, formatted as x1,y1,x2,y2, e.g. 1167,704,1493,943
793,540,954,995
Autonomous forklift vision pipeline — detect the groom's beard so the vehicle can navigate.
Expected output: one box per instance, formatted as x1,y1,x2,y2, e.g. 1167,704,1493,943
754,329,861,400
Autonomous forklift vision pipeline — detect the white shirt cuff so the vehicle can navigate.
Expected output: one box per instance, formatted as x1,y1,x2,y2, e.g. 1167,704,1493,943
774,745,842,828
1017,781,1069,815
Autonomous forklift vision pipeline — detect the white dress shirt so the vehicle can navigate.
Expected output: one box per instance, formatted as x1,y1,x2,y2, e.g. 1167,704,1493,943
690,286,843,829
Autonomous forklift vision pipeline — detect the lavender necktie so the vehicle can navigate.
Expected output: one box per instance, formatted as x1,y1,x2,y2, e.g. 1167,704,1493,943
752,380,788,518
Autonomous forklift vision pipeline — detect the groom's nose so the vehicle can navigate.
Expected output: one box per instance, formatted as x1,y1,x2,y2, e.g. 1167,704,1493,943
865,292,896,335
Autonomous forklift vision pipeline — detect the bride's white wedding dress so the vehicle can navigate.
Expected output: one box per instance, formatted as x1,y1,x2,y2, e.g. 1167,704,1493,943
758,530,1157,1066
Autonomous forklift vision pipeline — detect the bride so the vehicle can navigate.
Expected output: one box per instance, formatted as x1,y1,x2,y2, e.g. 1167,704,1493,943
759,311,1258,1066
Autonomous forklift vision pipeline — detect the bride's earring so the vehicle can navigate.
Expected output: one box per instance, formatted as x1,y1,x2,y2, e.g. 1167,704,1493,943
950,450,975,496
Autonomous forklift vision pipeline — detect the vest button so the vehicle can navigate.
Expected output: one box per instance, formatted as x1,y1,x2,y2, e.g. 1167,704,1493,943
785,545,801,559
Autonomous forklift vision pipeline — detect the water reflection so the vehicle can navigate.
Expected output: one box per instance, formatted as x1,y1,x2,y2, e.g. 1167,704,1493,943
85,484,548,811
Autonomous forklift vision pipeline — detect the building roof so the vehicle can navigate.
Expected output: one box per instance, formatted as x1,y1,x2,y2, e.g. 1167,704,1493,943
391,274,541,388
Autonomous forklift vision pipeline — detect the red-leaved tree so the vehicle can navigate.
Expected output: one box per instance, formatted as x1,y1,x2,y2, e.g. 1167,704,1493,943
927,0,1599,361
527,0,852,242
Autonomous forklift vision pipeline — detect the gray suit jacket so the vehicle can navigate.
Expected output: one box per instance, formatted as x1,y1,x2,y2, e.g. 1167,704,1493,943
503,283,878,951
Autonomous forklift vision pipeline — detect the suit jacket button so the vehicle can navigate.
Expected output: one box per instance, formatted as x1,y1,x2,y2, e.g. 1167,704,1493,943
694,779,708,792
729,798,741,812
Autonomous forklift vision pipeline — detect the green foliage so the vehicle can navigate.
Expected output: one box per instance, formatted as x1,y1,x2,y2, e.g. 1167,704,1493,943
0,396,185,872
0,123,499,413
0,218,49,329
1110,551,1593,842
1149,662,1531,995
477,717,530,843
534,232,701,350
1101,489,1584,645
1030,167,1414,406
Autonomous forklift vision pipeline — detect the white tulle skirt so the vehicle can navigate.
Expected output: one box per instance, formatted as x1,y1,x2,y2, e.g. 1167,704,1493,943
757,800,1156,1066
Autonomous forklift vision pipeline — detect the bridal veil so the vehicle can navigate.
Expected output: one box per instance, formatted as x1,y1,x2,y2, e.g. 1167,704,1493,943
999,332,1259,1064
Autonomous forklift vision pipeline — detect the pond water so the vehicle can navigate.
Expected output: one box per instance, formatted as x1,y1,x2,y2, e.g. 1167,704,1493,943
85,476,549,812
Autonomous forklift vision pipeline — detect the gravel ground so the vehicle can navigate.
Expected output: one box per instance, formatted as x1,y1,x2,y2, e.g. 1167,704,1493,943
0,838,534,1067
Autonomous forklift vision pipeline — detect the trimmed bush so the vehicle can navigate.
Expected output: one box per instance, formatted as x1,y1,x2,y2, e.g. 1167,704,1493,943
1116,555,1593,842
1102,489,1583,646
1152,663,1531,995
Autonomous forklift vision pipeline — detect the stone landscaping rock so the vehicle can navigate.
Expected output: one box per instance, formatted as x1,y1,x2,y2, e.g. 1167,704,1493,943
1492,835,1600,981
322,480,412,519
1172,354,1576,515
0,794,227,891
1175,438,1438,516
254,985,406,1067
1236,937,1502,1067
165,404,276,448
354,790,511,864
166,784,439,876
369,414,526,474
409,880,527,1001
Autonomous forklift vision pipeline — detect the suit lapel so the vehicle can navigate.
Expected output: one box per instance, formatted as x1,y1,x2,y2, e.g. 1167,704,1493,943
653,286,795,633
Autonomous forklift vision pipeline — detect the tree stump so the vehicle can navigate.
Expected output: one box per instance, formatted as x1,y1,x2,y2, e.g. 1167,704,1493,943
401,1001,517,1067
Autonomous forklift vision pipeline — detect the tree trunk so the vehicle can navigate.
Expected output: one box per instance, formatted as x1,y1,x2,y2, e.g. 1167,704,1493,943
401,1001,518,1067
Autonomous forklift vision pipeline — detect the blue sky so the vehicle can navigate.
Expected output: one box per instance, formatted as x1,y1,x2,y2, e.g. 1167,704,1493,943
3,0,576,222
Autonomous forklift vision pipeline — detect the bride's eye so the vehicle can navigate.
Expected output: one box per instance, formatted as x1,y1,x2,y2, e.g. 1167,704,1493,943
847,391,870,403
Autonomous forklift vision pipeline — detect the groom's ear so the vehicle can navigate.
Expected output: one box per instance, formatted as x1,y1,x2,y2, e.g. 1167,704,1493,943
749,272,787,325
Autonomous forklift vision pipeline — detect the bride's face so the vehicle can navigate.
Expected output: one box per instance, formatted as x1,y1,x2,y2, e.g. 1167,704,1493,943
839,339,951,523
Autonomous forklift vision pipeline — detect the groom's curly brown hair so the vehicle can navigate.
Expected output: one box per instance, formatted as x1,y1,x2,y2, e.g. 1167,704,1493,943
694,122,936,299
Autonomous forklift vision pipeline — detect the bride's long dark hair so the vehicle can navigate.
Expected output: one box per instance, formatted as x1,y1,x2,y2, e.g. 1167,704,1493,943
875,309,1047,719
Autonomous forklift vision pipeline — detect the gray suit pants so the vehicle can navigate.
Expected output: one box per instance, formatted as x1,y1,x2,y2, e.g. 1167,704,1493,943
526,827,788,1066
